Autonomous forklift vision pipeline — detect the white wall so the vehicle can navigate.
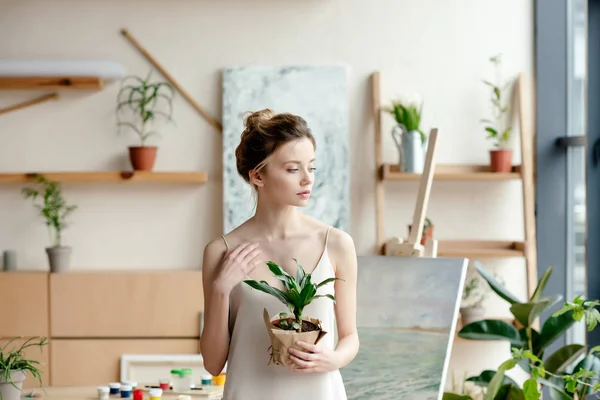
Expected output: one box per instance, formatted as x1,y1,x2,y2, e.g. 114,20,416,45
0,0,534,389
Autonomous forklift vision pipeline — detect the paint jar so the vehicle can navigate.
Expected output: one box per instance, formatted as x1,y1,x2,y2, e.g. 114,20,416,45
108,383,121,395
157,378,169,390
213,373,226,386
133,389,143,400
122,380,137,390
200,374,212,385
170,368,192,393
149,388,163,400
120,385,132,398
97,386,109,400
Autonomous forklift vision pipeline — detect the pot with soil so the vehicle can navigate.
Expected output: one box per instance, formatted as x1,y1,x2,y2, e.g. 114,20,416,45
245,259,342,367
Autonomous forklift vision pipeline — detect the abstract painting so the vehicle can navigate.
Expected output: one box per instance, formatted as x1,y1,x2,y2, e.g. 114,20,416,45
221,65,350,233
341,256,468,400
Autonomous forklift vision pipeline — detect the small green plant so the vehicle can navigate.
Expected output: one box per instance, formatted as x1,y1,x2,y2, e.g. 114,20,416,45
383,99,426,144
244,260,342,332
22,174,77,247
116,71,175,146
0,337,48,395
461,262,491,309
481,54,513,149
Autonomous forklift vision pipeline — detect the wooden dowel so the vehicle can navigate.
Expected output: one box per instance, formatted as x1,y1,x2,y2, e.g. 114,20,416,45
0,93,58,116
119,28,223,134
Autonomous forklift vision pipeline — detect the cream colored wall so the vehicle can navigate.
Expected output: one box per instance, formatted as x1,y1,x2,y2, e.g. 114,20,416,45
0,0,534,390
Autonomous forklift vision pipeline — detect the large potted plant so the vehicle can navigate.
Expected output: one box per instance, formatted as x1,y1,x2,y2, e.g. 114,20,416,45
383,97,427,173
22,174,77,273
444,263,600,400
0,337,47,400
243,259,342,367
480,54,515,173
115,71,175,171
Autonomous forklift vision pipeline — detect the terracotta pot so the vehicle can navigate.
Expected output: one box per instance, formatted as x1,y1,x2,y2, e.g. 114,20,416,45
129,146,157,171
489,149,513,173
408,225,434,246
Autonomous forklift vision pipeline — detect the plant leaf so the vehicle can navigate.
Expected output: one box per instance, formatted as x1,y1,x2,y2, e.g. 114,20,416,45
459,320,524,346
442,394,473,400
537,310,576,350
474,263,521,305
522,379,540,400
531,267,553,302
294,258,306,289
243,280,288,305
466,370,518,388
485,359,518,400
544,344,586,374
316,277,342,288
510,295,563,327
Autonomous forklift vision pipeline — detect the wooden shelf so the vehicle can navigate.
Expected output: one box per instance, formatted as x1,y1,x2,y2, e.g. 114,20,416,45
0,171,208,184
380,164,522,181
0,76,104,90
437,240,524,258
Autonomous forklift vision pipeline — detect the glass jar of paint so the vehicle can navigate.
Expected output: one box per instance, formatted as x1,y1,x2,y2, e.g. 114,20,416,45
200,374,212,385
120,384,132,398
149,388,163,400
97,386,109,400
133,389,143,400
170,369,192,393
108,383,121,395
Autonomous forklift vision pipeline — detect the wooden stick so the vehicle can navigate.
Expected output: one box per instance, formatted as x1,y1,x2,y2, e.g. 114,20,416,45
372,72,385,254
119,28,223,134
0,93,58,116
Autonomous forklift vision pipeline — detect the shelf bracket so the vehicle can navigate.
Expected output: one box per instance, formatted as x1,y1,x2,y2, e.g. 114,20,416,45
0,93,58,116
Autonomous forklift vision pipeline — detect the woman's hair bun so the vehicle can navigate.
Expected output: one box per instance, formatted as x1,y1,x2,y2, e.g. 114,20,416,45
243,109,275,133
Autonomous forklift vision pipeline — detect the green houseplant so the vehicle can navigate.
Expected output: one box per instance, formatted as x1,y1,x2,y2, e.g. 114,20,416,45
444,263,600,400
383,98,427,173
115,71,175,171
22,174,77,273
459,262,491,326
0,336,47,400
408,217,434,246
243,259,342,367
480,54,514,173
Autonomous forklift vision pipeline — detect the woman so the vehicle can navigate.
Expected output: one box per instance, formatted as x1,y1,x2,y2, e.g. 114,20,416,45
200,109,359,400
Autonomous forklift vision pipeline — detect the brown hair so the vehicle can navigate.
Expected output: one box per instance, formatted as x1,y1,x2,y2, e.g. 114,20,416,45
235,109,316,184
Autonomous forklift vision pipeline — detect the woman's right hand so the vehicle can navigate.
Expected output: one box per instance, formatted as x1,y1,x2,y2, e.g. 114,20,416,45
213,242,262,295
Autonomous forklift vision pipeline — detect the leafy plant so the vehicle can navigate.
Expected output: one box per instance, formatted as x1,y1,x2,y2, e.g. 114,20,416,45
480,54,514,149
115,71,175,146
0,336,48,394
443,264,600,400
461,262,492,309
22,174,77,247
243,259,343,332
383,99,426,144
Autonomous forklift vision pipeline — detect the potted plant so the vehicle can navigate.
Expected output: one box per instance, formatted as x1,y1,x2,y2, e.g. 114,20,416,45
383,97,427,173
0,336,47,400
480,54,515,173
243,259,342,367
22,174,77,273
115,71,175,171
459,262,491,326
408,217,434,246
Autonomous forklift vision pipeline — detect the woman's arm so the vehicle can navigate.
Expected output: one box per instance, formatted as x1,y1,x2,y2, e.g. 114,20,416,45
330,228,360,368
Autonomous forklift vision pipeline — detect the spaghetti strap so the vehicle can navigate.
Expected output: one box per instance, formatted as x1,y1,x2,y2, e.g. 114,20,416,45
324,226,332,247
221,235,230,250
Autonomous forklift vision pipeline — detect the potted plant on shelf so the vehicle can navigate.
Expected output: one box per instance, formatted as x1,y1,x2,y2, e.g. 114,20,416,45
408,217,434,246
480,54,515,173
459,262,491,326
115,71,175,171
243,259,342,367
22,174,77,273
0,336,47,400
383,96,427,173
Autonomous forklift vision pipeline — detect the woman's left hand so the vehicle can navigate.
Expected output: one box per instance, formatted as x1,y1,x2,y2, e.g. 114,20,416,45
288,341,340,373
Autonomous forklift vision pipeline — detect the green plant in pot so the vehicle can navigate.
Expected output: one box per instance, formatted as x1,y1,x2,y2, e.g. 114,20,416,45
22,174,77,273
480,54,514,173
383,97,427,174
0,336,47,400
408,217,434,246
116,71,175,171
243,259,342,367
459,262,491,326
443,263,600,400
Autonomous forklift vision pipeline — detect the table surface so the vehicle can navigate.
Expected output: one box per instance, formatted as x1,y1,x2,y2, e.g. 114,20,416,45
27,385,224,399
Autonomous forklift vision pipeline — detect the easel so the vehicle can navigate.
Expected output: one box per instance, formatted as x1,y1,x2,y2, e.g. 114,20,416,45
384,128,439,258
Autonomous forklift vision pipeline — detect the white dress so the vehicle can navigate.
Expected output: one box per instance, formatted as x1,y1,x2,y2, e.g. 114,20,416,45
220,227,347,400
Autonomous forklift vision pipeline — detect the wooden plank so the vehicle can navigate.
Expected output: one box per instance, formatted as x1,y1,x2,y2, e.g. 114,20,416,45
0,76,103,90
50,271,203,337
0,272,49,337
372,72,385,254
436,240,524,258
381,163,522,181
0,337,50,388
0,93,58,116
0,171,208,184
50,339,199,386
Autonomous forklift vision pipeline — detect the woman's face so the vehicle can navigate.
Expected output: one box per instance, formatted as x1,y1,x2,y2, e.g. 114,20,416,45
254,137,316,207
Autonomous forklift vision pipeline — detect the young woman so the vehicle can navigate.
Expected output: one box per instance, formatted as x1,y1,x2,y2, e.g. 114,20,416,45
200,109,359,400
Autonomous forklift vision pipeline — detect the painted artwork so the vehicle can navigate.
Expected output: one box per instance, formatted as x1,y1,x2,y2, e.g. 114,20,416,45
221,65,350,233
341,256,468,400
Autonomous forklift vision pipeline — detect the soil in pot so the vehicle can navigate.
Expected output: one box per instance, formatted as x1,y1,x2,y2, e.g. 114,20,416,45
129,146,157,171
489,149,513,173
272,317,320,332
0,370,26,400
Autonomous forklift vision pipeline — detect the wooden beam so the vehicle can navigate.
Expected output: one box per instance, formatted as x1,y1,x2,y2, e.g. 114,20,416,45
0,77,103,90
372,72,385,254
0,171,208,184
0,93,58,116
